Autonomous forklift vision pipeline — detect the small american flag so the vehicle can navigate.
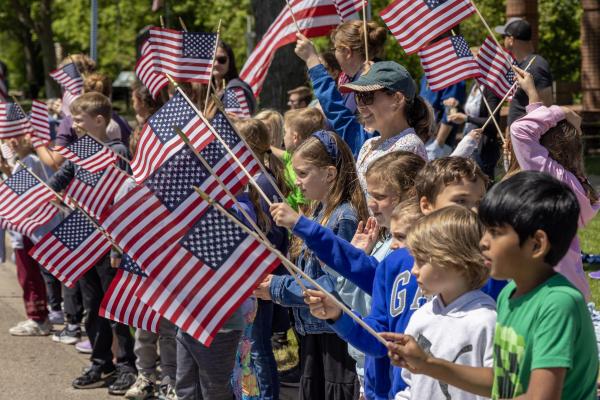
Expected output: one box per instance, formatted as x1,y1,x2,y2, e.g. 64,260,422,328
65,165,129,221
476,36,517,100
0,168,56,225
100,254,162,332
50,63,84,95
60,90,80,118
136,206,280,345
418,35,482,91
380,0,475,55
0,202,59,238
131,91,214,183
223,88,251,118
144,28,217,83
0,102,32,139
54,134,118,173
30,209,111,287
30,100,51,148
333,0,364,21
1,142,15,160
135,51,169,100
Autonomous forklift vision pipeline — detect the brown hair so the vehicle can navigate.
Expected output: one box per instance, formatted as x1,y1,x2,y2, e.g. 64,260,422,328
294,131,369,226
331,20,387,60
405,95,433,143
58,54,96,75
391,198,422,227
132,80,163,123
83,73,112,98
70,92,112,123
416,156,488,203
255,109,284,148
129,126,142,157
407,205,488,290
365,151,426,201
287,86,312,105
284,108,326,142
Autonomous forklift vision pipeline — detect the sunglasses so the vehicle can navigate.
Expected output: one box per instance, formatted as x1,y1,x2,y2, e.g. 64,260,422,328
215,56,228,64
354,89,394,106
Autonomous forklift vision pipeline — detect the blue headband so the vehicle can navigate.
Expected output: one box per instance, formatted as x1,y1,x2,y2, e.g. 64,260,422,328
312,130,339,164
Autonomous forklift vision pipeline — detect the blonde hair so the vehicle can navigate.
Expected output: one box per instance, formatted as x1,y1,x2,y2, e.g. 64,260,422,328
391,198,422,227
255,109,284,148
284,108,325,142
365,151,426,201
70,92,112,123
331,20,387,59
407,206,488,290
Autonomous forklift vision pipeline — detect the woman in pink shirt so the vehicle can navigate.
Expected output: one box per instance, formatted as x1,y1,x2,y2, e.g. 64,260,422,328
510,66,599,300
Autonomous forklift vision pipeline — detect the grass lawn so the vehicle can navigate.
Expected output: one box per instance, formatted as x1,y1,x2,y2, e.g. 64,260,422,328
581,215,600,305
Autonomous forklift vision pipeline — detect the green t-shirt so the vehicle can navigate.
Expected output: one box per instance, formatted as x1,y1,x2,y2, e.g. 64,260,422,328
282,150,306,211
492,274,598,399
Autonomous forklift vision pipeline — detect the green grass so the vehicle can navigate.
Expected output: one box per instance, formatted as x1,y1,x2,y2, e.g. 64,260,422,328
584,156,600,177
581,215,600,305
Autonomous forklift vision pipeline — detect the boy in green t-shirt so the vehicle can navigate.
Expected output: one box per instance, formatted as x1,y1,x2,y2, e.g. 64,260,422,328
271,107,325,210
382,171,599,399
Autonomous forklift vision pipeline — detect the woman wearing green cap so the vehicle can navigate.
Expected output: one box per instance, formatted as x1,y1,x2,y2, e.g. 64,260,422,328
295,33,430,192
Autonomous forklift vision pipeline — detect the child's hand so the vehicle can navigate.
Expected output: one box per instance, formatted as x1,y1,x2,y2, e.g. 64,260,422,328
110,256,121,269
512,65,539,103
381,332,431,374
270,202,300,229
447,112,467,124
442,97,459,107
351,217,379,254
467,128,483,143
295,33,320,68
561,107,582,132
303,288,342,321
253,274,274,300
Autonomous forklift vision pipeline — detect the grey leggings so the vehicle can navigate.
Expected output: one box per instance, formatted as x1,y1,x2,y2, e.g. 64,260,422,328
134,317,177,382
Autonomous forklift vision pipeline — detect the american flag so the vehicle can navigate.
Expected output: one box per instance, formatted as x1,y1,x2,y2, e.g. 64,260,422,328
135,51,169,100
0,102,32,139
60,90,80,118
100,254,162,332
0,168,56,225
333,0,364,21
130,91,214,183
65,165,129,221
0,202,59,238
30,100,52,148
1,142,15,160
476,36,517,100
101,144,244,273
142,28,217,83
30,209,111,287
223,88,251,118
240,0,351,96
418,35,481,91
54,134,118,173
135,206,280,345
50,63,84,95
380,0,475,55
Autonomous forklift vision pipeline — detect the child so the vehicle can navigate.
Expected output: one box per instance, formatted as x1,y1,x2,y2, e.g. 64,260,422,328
302,156,491,398
255,109,284,150
255,131,369,399
385,171,598,399
388,199,422,251
392,206,496,400
509,66,599,300
269,150,426,399
47,92,137,393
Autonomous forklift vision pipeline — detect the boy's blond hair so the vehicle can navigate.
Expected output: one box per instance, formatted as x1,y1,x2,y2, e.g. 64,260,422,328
70,92,112,125
284,107,325,142
407,205,488,290
255,109,284,148
391,198,422,227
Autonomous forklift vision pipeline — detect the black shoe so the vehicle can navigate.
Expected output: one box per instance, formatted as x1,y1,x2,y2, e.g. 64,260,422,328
72,364,117,389
279,365,300,387
108,366,138,395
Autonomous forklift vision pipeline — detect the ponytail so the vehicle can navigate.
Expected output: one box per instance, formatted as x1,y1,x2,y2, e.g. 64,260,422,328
405,95,433,143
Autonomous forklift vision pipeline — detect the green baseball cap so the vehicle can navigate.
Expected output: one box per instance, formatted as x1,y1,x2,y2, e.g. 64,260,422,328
340,61,416,100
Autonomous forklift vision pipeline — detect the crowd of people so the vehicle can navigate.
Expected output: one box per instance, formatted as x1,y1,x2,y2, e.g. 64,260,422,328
2,15,599,400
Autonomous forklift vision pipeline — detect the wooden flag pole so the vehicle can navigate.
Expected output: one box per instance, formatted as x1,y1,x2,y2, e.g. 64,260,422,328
165,74,274,206
204,19,223,115
178,16,188,32
469,0,514,66
195,186,388,346
475,82,505,144
481,56,536,131
285,0,301,33
15,160,123,253
160,15,165,28
362,0,369,63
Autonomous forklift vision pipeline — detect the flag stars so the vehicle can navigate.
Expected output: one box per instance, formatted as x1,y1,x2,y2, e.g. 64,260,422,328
5,169,39,195
148,93,196,144
54,210,96,251
69,135,105,159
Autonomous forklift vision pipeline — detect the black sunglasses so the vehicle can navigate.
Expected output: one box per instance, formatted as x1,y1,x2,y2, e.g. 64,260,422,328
354,89,394,106
215,56,228,64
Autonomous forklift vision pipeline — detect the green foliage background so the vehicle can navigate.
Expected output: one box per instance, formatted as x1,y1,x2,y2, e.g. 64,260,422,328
0,0,583,97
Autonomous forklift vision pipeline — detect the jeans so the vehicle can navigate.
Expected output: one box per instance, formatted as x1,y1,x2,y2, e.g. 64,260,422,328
39,266,62,312
134,318,177,382
251,299,280,400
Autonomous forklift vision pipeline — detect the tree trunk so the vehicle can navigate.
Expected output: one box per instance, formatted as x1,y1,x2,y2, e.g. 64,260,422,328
35,0,59,98
250,0,309,112
581,0,600,112
19,31,39,98
506,0,539,49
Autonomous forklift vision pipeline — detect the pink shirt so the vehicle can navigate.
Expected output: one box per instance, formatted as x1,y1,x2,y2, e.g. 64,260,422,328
510,103,599,300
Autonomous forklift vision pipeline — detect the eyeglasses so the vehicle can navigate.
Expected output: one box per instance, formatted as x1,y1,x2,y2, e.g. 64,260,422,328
215,56,228,64
354,89,394,106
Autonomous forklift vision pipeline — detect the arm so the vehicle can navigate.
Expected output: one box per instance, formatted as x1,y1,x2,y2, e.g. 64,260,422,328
269,270,336,308
511,369,565,400
47,161,76,192
450,129,481,158
34,146,63,170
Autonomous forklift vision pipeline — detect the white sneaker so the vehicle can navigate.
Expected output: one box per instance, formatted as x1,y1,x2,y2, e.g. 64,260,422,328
8,319,51,336
125,374,156,399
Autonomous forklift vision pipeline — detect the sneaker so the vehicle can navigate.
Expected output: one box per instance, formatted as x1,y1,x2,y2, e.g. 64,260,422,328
8,319,51,336
125,374,156,399
52,325,81,345
48,310,64,325
108,366,138,395
72,364,116,389
157,382,177,400
75,339,92,354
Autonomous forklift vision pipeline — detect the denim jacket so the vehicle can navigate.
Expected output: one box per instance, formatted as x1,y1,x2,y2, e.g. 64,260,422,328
269,202,359,335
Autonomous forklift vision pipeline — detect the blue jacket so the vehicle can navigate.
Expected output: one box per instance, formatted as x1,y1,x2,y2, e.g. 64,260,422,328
308,64,373,158
269,202,358,335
